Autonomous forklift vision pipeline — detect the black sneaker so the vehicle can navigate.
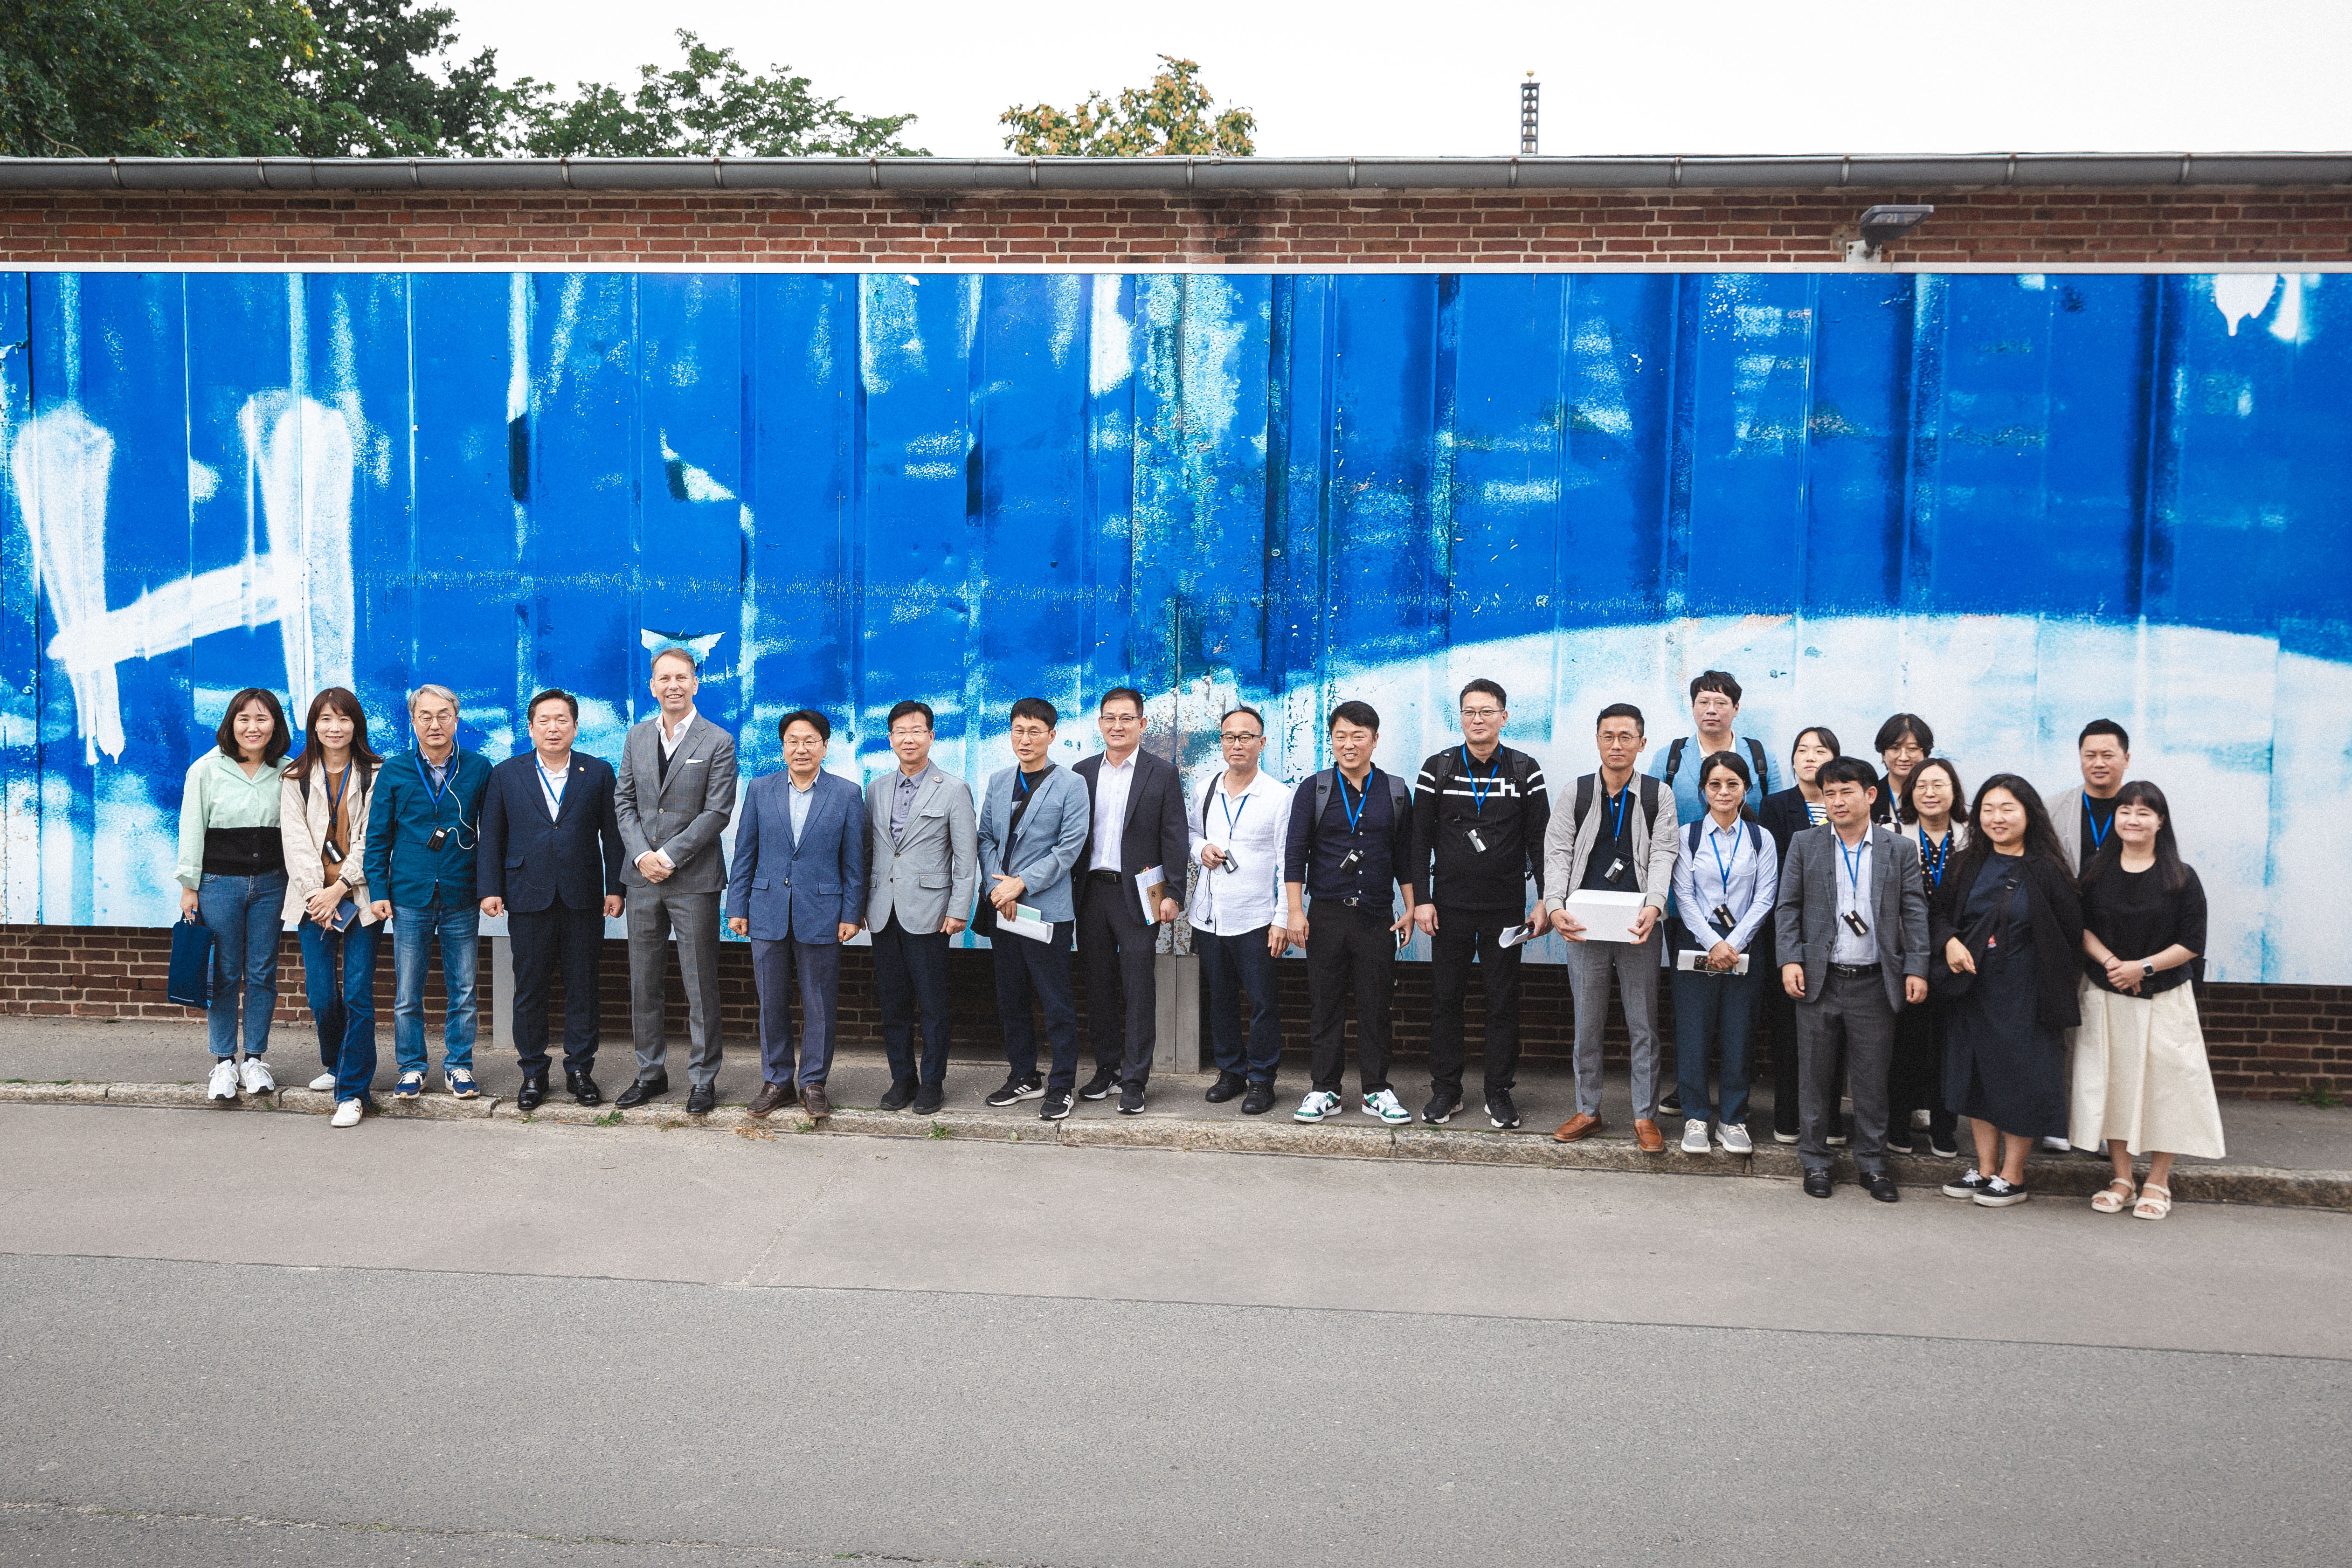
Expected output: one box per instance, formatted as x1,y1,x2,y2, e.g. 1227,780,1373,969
1118,1083,1146,1115
1240,1083,1275,1116
1941,1167,1993,1199
912,1083,945,1116
1772,1126,1799,1145
1659,1089,1683,1116
1422,1089,1461,1125
1039,1090,1074,1121
1930,1133,1960,1159
1204,1071,1246,1104
1487,1089,1521,1130
985,1073,1044,1107
1079,1065,1119,1101
1972,1177,2031,1209
1883,1127,1915,1154
879,1079,917,1112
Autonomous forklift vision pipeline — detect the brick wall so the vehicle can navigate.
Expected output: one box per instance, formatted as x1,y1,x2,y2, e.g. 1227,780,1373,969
6,187,2350,268
4,922,2339,1100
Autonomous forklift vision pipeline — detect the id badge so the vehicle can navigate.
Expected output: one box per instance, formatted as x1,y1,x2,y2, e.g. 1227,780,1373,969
1712,904,1736,930
1605,857,1626,881
1338,848,1364,874
1467,829,1487,854
1842,911,1870,937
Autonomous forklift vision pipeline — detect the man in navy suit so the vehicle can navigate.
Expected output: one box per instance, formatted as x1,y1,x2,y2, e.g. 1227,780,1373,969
727,709,868,1120
477,689,625,1112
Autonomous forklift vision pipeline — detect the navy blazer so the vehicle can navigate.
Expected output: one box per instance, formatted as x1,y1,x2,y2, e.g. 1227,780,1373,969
725,769,869,944
476,752,625,914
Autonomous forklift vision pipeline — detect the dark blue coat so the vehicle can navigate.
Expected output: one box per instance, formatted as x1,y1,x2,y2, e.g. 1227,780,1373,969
725,770,868,943
476,752,625,913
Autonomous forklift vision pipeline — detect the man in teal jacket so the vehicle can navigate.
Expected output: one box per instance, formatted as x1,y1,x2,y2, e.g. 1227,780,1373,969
365,684,494,1100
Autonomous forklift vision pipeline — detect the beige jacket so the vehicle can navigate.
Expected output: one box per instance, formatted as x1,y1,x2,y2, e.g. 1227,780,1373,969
278,764,380,927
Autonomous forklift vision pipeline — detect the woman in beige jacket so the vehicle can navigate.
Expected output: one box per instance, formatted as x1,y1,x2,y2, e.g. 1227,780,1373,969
279,688,385,1128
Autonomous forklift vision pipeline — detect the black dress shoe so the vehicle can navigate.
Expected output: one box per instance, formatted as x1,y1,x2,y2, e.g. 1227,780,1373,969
686,1082,716,1115
615,1072,669,1108
1240,1083,1275,1116
879,1079,918,1112
1118,1082,1146,1115
1864,1172,1901,1203
516,1071,548,1113
912,1083,945,1115
1204,1071,1246,1104
1079,1065,1119,1101
566,1069,601,1107
1803,1168,1834,1199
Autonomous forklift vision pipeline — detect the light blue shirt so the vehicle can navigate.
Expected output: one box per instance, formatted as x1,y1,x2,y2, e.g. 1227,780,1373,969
788,776,815,840
1652,734,1782,825
1672,816,1780,953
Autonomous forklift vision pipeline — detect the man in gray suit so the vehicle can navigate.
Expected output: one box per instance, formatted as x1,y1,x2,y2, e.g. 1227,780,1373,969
1774,755,1930,1202
975,697,1093,1123
614,646,739,1114
863,699,977,1115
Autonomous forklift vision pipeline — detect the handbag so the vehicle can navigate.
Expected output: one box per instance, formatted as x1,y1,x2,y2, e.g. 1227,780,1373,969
167,916,214,1008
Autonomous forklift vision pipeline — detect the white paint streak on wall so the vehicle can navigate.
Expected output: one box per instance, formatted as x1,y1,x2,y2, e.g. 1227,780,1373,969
9,407,122,761
244,392,356,714
2214,273,2279,337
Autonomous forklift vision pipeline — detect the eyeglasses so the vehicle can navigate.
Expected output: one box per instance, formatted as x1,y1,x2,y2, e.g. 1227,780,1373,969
1218,731,1262,743
1460,707,1503,720
1886,741,1925,757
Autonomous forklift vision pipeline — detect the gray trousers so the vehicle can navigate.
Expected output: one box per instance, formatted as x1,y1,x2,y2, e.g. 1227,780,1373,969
626,886,724,1087
1567,932,1662,1119
1796,967,1895,1174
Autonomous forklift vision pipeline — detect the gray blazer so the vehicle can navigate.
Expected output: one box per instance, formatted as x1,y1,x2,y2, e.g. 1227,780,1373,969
615,710,739,893
1773,823,1930,1014
1538,772,1681,916
864,765,979,934
2048,784,2097,873
975,764,1091,925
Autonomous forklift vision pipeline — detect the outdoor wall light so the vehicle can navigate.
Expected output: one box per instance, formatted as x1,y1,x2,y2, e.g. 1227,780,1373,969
1844,204,1935,262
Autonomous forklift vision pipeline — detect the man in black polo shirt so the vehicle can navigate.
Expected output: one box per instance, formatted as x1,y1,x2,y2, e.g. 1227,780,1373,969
1411,678,1550,1129
1282,700,1418,1127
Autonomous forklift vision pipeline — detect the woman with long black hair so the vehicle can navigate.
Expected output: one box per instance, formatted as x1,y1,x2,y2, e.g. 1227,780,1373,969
280,688,387,1129
1933,774,2084,1209
2069,781,2224,1219
1888,758,1967,1157
175,688,293,1102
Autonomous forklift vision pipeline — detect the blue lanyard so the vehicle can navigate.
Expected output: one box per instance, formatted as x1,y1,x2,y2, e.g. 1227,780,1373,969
1218,788,1248,837
1918,827,1951,890
1337,770,1370,835
1605,785,1630,843
1460,746,1499,814
1708,823,1739,904
1838,834,1868,899
535,756,567,812
2086,802,2115,850
323,763,351,823
1014,767,1035,801
415,752,453,808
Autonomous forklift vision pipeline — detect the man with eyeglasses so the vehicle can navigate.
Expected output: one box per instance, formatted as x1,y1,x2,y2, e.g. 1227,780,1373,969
1186,705,1293,1116
861,699,978,1115
1411,678,1550,1129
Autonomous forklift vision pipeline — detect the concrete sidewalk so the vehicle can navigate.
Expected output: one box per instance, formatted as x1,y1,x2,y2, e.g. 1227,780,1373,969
5,1014,2348,1208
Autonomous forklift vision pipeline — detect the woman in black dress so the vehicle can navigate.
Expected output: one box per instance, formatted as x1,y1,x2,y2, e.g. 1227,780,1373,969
1931,774,2084,1209
1757,726,1840,1145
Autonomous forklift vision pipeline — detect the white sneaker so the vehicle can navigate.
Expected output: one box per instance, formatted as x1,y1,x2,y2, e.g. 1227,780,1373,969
1681,1117,1712,1154
2040,1135,2072,1155
1718,1122,1755,1155
1294,1091,1342,1123
330,1099,363,1128
206,1059,238,1100
1361,1089,1411,1126
238,1057,275,1095
308,1071,337,1091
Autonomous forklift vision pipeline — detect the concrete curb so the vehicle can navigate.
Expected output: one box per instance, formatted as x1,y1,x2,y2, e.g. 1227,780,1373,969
4,1080,2345,1210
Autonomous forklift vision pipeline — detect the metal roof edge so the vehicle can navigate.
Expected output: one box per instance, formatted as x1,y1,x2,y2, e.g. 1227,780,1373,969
3,152,2351,194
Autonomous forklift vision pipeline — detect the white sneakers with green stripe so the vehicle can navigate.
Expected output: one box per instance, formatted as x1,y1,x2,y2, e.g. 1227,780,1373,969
1361,1089,1411,1126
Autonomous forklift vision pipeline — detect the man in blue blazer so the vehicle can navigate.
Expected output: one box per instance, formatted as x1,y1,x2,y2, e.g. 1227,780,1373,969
975,697,1093,1122
727,710,867,1120
478,690,625,1112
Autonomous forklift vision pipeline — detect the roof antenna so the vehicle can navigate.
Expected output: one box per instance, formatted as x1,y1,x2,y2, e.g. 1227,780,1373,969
1520,72,1540,155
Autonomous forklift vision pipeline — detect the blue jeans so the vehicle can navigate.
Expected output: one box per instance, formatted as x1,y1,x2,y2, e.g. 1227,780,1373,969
1201,927,1283,1084
391,895,478,1076
1673,962,1761,1123
197,871,286,1060
300,918,383,1103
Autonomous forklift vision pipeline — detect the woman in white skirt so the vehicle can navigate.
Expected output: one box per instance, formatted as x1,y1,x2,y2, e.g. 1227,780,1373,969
2069,781,2224,1219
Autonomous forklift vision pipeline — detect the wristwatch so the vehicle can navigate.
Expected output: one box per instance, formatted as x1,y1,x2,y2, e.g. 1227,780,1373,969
2142,960,2156,979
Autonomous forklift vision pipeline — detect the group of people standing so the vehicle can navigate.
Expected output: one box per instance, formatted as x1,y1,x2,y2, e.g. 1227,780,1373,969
174,657,2227,1217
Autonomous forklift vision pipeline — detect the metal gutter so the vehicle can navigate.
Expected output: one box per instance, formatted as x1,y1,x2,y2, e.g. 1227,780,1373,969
2,152,2350,194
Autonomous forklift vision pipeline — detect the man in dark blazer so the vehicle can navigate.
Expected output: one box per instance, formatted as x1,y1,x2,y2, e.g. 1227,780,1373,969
615,647,738,1113
478,689,625,1112
727,710,867,1121
1071,687,1190,1114
1774,755,1930,1202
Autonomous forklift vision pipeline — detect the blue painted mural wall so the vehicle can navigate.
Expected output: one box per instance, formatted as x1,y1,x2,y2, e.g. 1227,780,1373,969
1,269,2345,982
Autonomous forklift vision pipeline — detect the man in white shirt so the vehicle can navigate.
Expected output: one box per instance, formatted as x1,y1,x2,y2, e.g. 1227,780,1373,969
1070,688,1189,1114
1186,705,1292,1117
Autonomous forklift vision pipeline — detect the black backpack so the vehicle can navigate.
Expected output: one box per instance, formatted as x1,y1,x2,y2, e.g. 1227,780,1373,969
1310,767,1411,832
1430,745,1542,808
1570,772,1661,838
1662,735,1769,794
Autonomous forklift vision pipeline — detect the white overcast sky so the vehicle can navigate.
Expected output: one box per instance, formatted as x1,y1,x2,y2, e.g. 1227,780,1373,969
445,0,2351,158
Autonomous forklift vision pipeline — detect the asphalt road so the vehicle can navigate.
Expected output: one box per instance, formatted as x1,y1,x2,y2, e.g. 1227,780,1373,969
2,1103,2346,1567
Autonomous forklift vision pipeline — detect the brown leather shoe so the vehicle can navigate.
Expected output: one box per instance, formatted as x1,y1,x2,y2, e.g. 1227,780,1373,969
1552,1112,1604,1143
1635,1118,1666,1153
801,1081,832,1119
746,1080,794,1119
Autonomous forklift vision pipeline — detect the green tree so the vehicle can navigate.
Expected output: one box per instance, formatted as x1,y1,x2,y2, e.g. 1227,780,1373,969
499,30,926,158
291,0,505,156
1000,55,1253,157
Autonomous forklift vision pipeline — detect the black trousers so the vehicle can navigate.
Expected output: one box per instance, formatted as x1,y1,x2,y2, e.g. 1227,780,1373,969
1078,873,1158,1084
995,919,1080,1094
1764,957,1844,1136
1425,906,1524,1098
510,896,602,1075
1307,902,1395,1096
1890,991,1958,1141
872,915,952,1088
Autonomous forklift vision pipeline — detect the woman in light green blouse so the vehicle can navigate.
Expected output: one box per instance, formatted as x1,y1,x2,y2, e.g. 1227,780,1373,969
177,689,293,1102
